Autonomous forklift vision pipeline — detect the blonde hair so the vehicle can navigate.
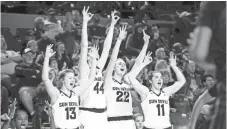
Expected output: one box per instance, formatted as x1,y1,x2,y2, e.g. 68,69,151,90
57,69,75,89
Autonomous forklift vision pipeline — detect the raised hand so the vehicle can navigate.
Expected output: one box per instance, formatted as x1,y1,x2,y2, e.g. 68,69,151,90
169,52,177,66
143,51,153,65
45,44,56,58
118,25,128,40
111,10,120,25
82,6,94,22
44,100,52,116
1,113,10,121
142,29,150,43
9,98,17,119
89,44,99,59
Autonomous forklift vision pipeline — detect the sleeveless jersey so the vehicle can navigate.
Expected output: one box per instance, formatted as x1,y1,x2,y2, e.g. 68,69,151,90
141,90,171,128
80,68,106,108
52,90,80,128
106,79,133,117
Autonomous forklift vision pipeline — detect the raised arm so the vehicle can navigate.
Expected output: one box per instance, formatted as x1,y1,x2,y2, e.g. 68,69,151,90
126,52,153,100
104,26,127,89
79,6,94,79
98,10,120,71
124,51,153,85
125,31,151,81
75,45,99,96
163,52,186,96
134,30,150,65
128,75,149,102
42,45,59,104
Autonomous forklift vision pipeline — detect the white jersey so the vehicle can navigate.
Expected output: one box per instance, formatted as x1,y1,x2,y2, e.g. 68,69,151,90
141,90,171,128
80,68,106,108
52,90,80,129
106,79,133,117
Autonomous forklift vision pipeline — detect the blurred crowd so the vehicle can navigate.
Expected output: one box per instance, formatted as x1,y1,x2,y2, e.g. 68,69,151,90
1,1,224,129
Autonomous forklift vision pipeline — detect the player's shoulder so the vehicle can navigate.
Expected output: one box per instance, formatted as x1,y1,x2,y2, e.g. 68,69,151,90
161,90,169,97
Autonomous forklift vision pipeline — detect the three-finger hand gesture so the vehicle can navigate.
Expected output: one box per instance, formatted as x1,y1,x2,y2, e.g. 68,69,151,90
111,10,120,25
143,51,153,65
44,100,52,116
118,25,128,40
45,44,56,58
82,6,94,22
169,52,177,66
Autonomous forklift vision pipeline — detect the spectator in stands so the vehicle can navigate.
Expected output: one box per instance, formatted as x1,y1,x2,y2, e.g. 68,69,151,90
56,11,81,56
202,74,215,89
155,47,167,61
1,35,23,65
182,60,202,106
147,24,169,52
15,48,42,117
46,8,60,25
1,99,17,129
133,113,144,129
148,48,168,73
125,22,145,57
195,105,212,129
1,35,23,94
11,109,29,129
54,42,71,70
34,17,54,52
34,17,45,40
161,70,174,88
172,42,184,55
49,57,59,73
26,40,39,54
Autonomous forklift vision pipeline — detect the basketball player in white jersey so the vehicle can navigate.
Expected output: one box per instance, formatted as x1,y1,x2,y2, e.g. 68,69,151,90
78,6,120,129
42,44,98,129
103,24,136,129
128,52,186,129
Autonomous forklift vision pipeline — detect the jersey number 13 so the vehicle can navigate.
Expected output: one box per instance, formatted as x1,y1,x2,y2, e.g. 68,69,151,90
65,107,76,120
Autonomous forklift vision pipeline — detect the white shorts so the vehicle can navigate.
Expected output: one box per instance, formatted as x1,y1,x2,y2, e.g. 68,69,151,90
108,119,136,129
79,110,108,129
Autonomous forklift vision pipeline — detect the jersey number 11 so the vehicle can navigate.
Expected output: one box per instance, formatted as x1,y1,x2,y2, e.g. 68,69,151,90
156,104,165,116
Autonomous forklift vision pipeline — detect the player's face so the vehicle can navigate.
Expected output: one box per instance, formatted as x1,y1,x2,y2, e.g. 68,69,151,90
151,72,163,90
63,72,76,91
114,59,127,77
135,115,144,129
15,111,28,129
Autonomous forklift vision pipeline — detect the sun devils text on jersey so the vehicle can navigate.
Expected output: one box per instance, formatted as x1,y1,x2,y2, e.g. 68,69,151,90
106,79,133,117
52,90,80,129
141,90,171,128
